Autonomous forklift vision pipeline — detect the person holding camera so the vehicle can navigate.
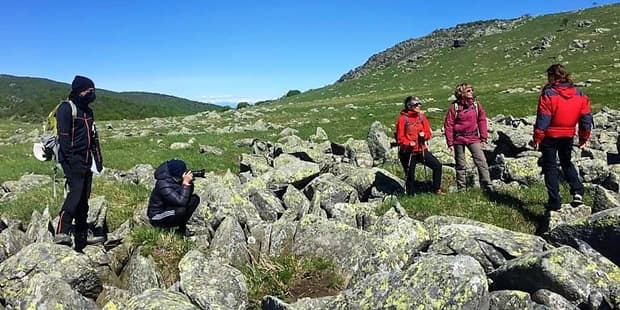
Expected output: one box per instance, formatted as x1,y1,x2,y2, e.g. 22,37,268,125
148,159,200,237
395,96,444,196
443,83,492,193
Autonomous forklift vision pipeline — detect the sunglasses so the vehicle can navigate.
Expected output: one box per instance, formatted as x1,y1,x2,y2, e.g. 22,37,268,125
465,88,474,93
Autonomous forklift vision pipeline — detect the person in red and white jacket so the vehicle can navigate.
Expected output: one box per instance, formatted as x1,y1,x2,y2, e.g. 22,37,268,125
533,64,592,212
395,96,444,196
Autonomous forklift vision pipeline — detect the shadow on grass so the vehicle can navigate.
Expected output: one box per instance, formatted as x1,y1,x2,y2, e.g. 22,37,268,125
483,189,547,235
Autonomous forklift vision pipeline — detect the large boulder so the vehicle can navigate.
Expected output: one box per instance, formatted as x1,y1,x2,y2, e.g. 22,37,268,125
338,167,404,200
367,121,391,163
179,250,248,309
329,254,489,309
193,178,261,228
125,288,199,310
0,228,28,264
248,188,286,222
119,247,164,295
25,207,54,243
281,185,310,221
96,285,133,309
428,223,548,272
546,207,620,266
531,289,578,310
488,290,534,310
0,243,102,306
209,216,250,268
87,196,109,236
303,173,359,216
268,158,320,190
489,246,620,309
19,273,99,310
503,156,541,185
590,184,620,213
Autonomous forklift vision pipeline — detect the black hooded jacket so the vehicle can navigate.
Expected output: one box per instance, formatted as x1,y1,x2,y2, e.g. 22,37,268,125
56,99,103,171
147,161,194,219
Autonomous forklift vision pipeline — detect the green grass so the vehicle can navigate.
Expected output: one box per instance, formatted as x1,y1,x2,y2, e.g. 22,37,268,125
242,256,345,309
129,226,193,287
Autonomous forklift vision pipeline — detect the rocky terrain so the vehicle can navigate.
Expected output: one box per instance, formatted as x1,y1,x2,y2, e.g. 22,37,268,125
1,105,620,309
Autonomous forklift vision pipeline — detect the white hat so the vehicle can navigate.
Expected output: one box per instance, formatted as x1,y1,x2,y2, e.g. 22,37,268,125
33,142,51,161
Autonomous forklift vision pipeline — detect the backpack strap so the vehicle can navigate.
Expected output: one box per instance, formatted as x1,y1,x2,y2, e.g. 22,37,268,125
45,100,77,135
453,101,479,119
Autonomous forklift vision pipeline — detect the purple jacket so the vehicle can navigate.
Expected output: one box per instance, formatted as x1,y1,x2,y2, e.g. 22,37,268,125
444,99,488,146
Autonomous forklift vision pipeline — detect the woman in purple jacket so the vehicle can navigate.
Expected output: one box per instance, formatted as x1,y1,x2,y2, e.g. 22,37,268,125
444,83,492,192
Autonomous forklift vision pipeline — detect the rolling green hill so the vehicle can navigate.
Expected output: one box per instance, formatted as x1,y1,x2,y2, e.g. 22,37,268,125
0,74,228,121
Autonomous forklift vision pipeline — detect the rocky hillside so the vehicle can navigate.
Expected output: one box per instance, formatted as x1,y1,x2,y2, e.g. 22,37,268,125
337,16,530,82
0,74,227,121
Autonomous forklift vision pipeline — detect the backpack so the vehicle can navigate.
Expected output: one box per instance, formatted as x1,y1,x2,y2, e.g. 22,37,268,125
453,100,479,120
394,114,425,145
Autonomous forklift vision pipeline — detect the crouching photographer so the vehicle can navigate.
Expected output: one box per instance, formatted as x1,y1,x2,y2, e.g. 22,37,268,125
147,159,202,237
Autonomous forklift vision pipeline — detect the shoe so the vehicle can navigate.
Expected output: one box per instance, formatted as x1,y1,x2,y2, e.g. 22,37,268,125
434,189,446,196
483,185,494,193
53,233,73,247
176,227,195,238
572,194,584,205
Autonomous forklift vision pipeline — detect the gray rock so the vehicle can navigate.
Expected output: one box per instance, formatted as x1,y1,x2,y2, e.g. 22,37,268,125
591,184,620,212
209,216,250,268
0,174,51,202
25,207,54,243
546,207,620,266
170,142,192,150
125,288,199,310
269,219,297,257
0,228,28,264
0,243,102,305
329,254,489,309
269,159,320,190
281,185,310,221
87,196,108,236
19,273,99,310
96,285,133,309
310,127,329,142
489,246,620,308
546,204,592,231
240,154,272,176
330,202,379,230
248,188,286,222
262,295,336,309
531,289,578,310
367,121,391,163
488,290,533,310
199,144,223,155
179,250,248,310
120,247,164,294
428,223,547,272
303,173,359,216
503,156,541,185
234,138,256,148
577,158,610,184
84,245,121,287
107,241,134,276
338,167,404,200
279,127,299,137
193,178,261,228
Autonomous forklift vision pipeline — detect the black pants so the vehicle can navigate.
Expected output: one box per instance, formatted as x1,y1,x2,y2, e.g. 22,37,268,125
540,137,584,210
57,163,92,251
150,195,200,230
399,150,442,195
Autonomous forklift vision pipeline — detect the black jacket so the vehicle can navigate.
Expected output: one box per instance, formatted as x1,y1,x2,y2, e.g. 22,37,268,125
56,100,103,171
147,161,193,218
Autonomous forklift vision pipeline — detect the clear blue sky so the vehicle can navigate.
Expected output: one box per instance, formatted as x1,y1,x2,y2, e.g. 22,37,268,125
1,1,617,106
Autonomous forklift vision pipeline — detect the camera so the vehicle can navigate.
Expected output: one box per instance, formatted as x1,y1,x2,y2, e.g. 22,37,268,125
190,169,206,178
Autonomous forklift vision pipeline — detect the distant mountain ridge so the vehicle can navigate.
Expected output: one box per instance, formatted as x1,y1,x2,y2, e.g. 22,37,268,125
337,16,530,83
0,74,227,121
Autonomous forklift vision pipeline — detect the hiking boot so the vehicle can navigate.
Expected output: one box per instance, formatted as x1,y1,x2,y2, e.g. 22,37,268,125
572,194,584,205
176,227,195,238
53,233,73,247
434,189,446,196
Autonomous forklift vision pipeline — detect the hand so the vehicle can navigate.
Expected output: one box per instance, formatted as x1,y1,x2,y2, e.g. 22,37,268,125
409,141,416,147
481,142,488,149
579,141,588,150
534,143,539,151
448,146,454,153
182,171,193,185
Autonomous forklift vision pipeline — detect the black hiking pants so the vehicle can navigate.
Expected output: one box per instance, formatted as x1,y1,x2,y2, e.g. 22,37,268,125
149,195,200,230
57,163,92,251
399,150,442,195
540,137,584,210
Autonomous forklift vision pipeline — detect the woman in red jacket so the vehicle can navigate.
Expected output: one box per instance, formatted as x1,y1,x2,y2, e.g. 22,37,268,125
443,83,492,192
533,64,592,212
396,96,444,196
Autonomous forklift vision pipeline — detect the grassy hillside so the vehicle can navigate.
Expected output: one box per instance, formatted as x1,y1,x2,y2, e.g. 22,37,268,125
0,74,228,121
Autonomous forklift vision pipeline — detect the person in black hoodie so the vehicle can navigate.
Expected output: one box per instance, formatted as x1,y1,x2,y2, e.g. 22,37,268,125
53,75,104,252
148,159,200,237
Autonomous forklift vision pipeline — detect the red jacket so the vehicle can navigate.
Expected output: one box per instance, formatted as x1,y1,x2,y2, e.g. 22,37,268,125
443,99,488,147
533,82,592,145
395,109,432,153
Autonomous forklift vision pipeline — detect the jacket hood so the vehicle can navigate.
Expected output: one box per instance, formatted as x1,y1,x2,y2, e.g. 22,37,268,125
154,161,174,181
549,82,577,99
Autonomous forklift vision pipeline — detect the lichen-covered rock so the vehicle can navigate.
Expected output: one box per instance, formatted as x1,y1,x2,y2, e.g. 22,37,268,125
25,207,53,243
531,289,578,310
0,228,28,263
248,188,286,222
576,158,610,184
269,219,297,257
125,288,199,310
329,254,489,309
546,207,620,266
428,223,547,272
591,184,620,213
281,185,310,221
84,245,121,287
240,153,272,176
0,243,102,306
425,215,509,240
19,273,99,310
193,178,261,228
329,202,379,229
209,216,250,268
119,247,164,295
96,285,133,309
293,215,376,277
303,173,359,216
338,167,404,200
107,241,134,276
269,159,320,190
367,121,391,163
546,204,592,231
489,246,620,309
488,290,533,310
503,156,541,185
87,196,109,236
262,295,336,309
179,250,248,310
